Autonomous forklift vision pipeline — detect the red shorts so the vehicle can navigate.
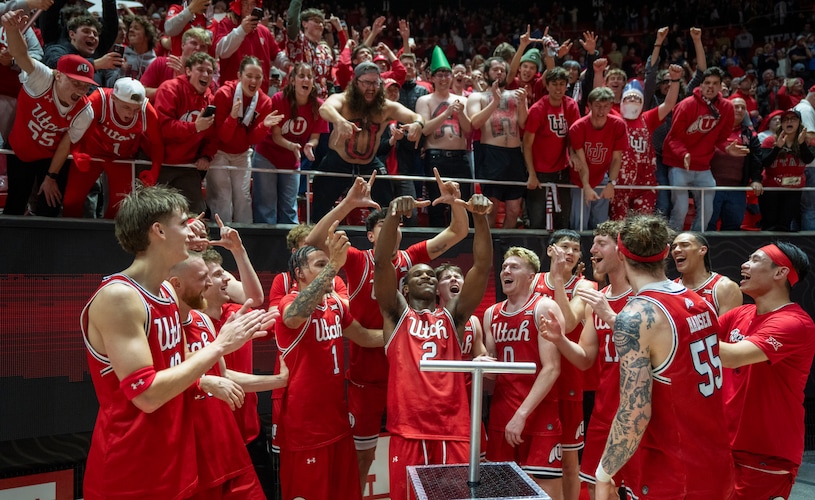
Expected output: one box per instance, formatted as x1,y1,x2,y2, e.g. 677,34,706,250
579,419,608,484
187,469,264,500
486,429,563,479
390,435,469,500
280,434,361,500
347,379,387,450
559,399,584,450
732,462,795,500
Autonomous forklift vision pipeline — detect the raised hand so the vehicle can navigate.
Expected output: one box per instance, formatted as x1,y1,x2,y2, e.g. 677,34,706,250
187,212,209,251
326,220,351,270
538,308,565,344
389,195,430,218
345,171,381,209
209,214,243,252
263,109,283,128
430,167,462,206
580,31,597,54
231,98,242,119
454,193,494,215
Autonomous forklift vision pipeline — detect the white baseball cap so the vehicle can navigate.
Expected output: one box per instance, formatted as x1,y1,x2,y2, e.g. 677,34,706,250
113,77,146,104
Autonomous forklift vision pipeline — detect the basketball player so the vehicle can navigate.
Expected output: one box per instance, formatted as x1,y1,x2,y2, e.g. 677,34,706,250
578,214,733,500
671,231,743,315
541,220,636,499
81,185,271,498
304,169,469,489
276,221,384,500
484,246,566,499
374,193,494,500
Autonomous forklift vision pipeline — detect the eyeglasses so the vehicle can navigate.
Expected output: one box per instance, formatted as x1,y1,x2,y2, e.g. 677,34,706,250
358,79,381,88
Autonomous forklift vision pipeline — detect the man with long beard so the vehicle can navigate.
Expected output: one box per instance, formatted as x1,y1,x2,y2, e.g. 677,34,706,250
467,56,529,228
312,61,425,219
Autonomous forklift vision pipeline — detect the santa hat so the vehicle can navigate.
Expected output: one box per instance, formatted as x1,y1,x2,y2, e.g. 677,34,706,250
622,80,644,101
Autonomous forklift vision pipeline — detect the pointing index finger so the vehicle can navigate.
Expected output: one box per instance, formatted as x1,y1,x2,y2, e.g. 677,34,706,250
433,167,444,188
368,170,377,188
215,213,225,228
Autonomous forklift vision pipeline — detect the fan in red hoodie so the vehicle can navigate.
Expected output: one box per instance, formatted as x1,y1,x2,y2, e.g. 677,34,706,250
154,52,219,215
662,66,746,232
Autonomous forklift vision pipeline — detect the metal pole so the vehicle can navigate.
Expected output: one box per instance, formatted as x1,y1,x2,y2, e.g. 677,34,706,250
468,367,483,485
420,360,536,486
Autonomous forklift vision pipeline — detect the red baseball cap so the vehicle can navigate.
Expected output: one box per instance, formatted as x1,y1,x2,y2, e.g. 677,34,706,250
57,54,96,85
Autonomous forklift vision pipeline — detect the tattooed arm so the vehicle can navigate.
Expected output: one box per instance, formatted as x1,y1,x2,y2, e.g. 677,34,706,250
596,298,658,497
283,222,350,329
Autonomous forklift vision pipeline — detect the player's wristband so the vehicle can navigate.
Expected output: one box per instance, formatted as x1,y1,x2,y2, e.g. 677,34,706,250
120,366,156,400
595,462,613,483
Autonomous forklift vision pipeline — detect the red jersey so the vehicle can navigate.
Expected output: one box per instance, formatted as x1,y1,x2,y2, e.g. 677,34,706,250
276,292,354,450
10,59,93,162
213,19,280,95
461,316,477,360
533,272,589,401
760,135,808,188
568,113,627,188
78,87,163,171
213,80,274,154
154,75,217,164
209,302,261,444
719,303,815,468
81,275,196,500
525,96,581,173
345,242,431,384
675,272,727,314
589,285,634,429
268,273,347,404
484,294,560,436
184,309,219,373
182,309,256,491
620,107,662,187
254,92,329,170
385,306,470,440
629,281,733,499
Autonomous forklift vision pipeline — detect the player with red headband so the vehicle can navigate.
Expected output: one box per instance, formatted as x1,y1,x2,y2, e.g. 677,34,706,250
566,214,734,500
717,242,815,499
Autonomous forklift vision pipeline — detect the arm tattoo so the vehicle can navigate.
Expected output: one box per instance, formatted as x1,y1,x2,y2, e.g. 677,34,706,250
284,264,337,321
601,301,653,476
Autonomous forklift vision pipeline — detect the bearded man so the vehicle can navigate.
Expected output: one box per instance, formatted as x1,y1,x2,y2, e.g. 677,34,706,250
313,61,424,219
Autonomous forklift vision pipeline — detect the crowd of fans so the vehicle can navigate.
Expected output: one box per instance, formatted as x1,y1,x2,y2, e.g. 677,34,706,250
2,0,815,231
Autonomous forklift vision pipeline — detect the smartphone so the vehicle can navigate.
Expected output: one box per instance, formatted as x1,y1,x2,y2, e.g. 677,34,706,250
112,44,125,56
251,7,264,19
201,105,216,118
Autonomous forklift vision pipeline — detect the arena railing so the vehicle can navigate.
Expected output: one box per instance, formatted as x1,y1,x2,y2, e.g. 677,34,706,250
2,148,813,232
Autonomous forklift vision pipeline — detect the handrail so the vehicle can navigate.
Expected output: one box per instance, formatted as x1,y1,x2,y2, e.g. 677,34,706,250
2,148,812,231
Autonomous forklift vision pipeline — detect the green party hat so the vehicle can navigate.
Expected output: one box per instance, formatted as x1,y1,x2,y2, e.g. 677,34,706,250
430,46,452,74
